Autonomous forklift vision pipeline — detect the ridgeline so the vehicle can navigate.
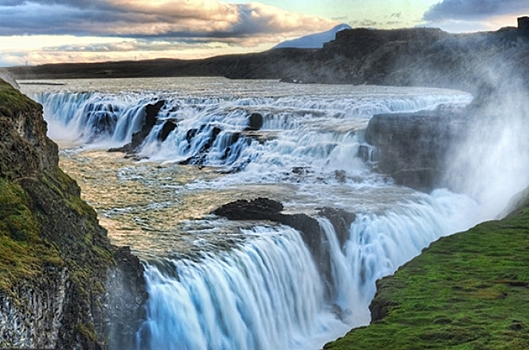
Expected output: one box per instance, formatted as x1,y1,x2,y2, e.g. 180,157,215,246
7,19,529,97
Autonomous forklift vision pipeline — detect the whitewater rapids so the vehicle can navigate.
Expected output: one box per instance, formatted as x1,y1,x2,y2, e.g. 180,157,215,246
22,77,484,349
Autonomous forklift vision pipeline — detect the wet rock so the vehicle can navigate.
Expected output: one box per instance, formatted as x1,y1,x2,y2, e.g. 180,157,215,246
186,128,198,144
106,246,148,350
292,166,310,175
221,132,241,161
317,207,356,247
158,119,177,142
364,109,468,192
179,126,222,166
109,100,165,153
214,198,284,220
245,112,264,131
214,198,357,300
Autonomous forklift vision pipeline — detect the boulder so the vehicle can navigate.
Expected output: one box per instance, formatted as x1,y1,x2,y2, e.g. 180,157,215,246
158,119,177,142
245,112,264,131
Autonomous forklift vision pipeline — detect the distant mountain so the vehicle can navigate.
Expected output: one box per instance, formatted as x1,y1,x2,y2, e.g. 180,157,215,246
273,24,352,49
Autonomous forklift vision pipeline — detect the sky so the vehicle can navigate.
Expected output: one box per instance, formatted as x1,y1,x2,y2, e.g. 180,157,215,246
0,0,528,67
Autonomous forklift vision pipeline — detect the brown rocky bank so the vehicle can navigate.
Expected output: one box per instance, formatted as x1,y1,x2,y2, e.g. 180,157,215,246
0,78,146,349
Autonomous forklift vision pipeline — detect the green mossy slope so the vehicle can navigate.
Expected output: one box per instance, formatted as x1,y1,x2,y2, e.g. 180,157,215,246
0,177,63,291
325,208,529,349
0,78,116,347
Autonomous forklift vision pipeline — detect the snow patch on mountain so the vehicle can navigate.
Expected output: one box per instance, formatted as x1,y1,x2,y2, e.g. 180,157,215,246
273,24,352,49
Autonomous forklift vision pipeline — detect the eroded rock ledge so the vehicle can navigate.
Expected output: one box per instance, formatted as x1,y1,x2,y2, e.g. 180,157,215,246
0,78,146,349
213,197,355,300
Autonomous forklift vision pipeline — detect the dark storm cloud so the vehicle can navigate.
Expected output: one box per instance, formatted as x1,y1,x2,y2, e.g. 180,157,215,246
424,0,529,21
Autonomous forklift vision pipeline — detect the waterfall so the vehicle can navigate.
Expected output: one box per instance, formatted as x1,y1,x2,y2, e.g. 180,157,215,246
33,90,471,166
137,226,330,350
137,190,478,350
25,80,480,349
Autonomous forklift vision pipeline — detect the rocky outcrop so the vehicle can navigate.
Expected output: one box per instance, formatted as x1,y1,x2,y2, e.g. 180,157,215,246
0,79,146,349
364,107,469,191
214,198,356,299
158,119,177,142
245,112,264,131
109,100,165,154
0,269,68,348
106,246,147,350
518,16,529,32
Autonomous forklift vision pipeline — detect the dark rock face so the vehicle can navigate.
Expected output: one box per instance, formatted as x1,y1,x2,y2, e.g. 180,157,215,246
519,16,529,32
106,246,148,350
213,198,356,300
158,119,177,142
364,109,468,192
0,79,146,349
109,100,165,153
0,92,58,179
213,197,285,220
318,207,357,247
245,112,264,131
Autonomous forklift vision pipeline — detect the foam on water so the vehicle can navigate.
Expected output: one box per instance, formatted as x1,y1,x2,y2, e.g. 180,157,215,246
137,189,479,350
30,78,472,188
21,78,487,349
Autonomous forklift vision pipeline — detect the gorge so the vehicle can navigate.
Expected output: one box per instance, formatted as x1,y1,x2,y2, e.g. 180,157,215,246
2,17,529,349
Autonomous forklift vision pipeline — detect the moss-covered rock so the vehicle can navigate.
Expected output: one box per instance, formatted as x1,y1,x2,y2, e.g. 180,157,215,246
325,206,529,349
0,78,145,349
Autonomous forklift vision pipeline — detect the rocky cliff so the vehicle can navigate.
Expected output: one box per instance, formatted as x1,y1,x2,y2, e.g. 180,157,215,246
362,105,473,192
8,20,529,96
0,78,146,349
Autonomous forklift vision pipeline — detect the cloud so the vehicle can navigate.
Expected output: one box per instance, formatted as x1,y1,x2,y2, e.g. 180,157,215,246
0,0,335,38
423,0,529,22
0,0,339,65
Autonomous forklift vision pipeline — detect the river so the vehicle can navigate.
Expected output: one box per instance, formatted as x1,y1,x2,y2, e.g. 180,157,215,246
22,77,484,349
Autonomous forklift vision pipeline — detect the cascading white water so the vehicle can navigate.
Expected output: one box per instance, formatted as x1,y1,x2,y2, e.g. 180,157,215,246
31,82,472,168
138,226,327,350
22,78,490,350
136,189,478,350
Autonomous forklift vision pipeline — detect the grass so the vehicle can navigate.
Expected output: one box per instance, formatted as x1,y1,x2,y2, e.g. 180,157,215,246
0,79,39,118
0,177,63,291
325,208,529,349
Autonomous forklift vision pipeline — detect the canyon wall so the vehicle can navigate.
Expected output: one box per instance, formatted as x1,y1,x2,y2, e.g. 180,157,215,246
0,77,145,349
